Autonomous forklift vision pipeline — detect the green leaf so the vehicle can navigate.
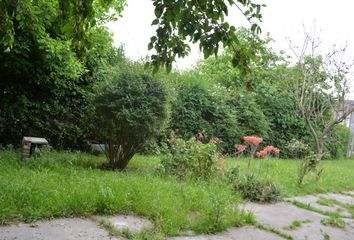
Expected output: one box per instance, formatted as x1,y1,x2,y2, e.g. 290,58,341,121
148,42,154,50
231,56,239,67
155,6,163,18
151,19,159,25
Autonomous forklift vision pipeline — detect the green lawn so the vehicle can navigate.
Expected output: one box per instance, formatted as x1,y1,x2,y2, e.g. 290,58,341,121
0,151,252,235
1,150,353,236
227,157,354,197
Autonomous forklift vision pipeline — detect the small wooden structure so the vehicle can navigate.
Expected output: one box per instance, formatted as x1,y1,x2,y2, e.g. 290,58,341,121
22,137,48,161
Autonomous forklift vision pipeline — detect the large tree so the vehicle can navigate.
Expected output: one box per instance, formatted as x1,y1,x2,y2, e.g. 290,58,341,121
0,0,125,147
0,0,264,148
149,0,264,72
290,33,354,162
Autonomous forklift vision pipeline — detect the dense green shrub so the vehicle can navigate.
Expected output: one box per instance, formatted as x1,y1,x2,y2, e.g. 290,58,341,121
229,173,280,202
0,0,125,149
160,133,222,179
325,125,350,159
228,91,270,139
169,84,243,152
255,84,312,157
94,71,169,169
285,139,311,159
0,27,125,150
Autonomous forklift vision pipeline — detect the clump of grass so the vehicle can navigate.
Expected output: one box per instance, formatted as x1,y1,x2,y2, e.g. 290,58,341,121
133,229,166,240
98,218,131,237
0,151,247,235
321,230,331,240
283,219,311,230
320,217,346,229
317,198,337,207
255,223,293,240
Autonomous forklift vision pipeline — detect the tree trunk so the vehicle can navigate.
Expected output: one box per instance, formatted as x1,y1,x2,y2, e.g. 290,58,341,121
316,141,324,162
104,144,136,170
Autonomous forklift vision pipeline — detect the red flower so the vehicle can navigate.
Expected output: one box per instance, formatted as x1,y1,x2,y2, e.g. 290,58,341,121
273,147,281,154
264,145,275,152
234,144,246,153
256,149,268,158
243,136,263,146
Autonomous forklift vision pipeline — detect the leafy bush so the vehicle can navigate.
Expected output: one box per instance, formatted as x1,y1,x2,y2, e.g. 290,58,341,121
297,154,324,185
255,84,312,157
229,174,279,202
285,139,311,159
94,71,169,169
160,132,222,180
169,84,243,152
0,14,123,150
228,91,271,140
325,125,350,159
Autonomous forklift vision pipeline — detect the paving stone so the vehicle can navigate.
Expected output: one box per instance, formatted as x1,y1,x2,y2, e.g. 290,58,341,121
287,195,352,218
100,215,153,234
168,226,285,240
244,202,354,240
344,191,354,196
318,193,354,205
0,218,120,240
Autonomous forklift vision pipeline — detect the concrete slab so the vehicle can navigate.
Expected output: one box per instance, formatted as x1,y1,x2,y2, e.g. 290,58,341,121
23,137,48,144
344,191,354,196
0,218,120,240
287,195,352,218
104,215,153,234
244,202,354,240
318,193,354,205
168,226,285,240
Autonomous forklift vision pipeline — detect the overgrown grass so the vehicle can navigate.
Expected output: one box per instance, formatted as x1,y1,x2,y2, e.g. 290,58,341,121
228,157,354,197
320,216,346,229
0,151,253,236
1,151,353,236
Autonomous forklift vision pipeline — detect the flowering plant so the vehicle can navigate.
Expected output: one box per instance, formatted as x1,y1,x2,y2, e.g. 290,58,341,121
243,135,263,158
243,136,263,146
161,130,222,180
256,146,281,158
234,144,246,153
234,136,282,177
256,150,268,158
